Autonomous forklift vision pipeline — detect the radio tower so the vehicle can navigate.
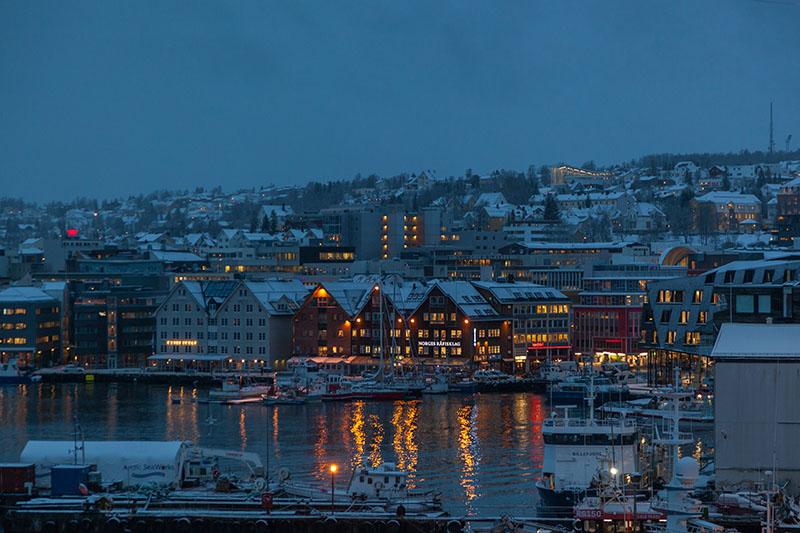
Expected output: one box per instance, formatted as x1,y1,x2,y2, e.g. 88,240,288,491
769,99,775,153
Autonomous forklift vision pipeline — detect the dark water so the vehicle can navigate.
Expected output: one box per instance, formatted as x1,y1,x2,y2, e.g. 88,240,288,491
0,383,549,516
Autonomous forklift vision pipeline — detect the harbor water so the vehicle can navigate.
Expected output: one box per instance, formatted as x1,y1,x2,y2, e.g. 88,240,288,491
0,383,712,516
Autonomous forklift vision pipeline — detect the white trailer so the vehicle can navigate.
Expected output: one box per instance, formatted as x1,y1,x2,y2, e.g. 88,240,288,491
20,440,188,488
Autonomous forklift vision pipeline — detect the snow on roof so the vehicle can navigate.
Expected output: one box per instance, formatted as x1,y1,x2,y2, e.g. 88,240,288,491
474,192,508,207
472,281,568,302
260,204,294,217
435,281,498,319
0,286,57,303
712,323,800,359
315,280,376,317
150,250,204,262
695,191,761,204
243,280,311,314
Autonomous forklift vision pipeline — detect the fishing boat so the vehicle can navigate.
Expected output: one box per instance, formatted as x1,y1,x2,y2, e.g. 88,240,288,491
598,394,714,425
547,375,629,405
209,377,271,399
422,374,449,394
0,357,40,385
278,462,442,512
536,376,641,517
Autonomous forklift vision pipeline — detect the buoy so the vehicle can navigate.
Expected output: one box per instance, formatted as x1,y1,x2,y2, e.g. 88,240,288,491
324,517,338,533
447,519,463,533
152,519,166,532
312,520,326,533
278,467,291,481
254,519,269,532
80,517,94,531
43,520,58,533
574,519,583,531
190,518,204,532
65,519,80,533
386,519,400,533
356,521,374,533
173,517,190,532
105,517,123,532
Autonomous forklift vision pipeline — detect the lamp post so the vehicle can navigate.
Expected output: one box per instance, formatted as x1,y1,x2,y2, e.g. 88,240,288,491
330,465,337,514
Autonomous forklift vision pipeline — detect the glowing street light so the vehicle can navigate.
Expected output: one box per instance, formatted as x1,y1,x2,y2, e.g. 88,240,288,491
330,464,337,513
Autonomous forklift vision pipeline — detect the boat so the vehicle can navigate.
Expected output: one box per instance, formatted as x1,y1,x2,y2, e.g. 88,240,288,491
279,462,442,512
422,374,449,394
536,377,641,517
575,484,666,532
209,377,272,399
547,375,629,405
261,391,305,405
598,394,714,425
473,369,515,383
0,357,40,384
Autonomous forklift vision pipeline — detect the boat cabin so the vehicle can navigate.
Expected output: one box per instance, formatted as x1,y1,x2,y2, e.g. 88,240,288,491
348,463,409,499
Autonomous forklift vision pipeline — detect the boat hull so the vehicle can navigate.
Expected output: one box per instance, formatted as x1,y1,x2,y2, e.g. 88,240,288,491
0,375,32,385
536,481,595,517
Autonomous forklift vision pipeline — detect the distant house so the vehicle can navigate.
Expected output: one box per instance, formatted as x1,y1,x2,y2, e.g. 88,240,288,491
260,205,294,230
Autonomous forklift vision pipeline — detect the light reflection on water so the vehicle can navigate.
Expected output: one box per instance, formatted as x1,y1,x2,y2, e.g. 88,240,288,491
0,383,712,516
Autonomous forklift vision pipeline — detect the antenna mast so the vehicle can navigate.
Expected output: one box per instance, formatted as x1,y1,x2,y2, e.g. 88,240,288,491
769,99,775,154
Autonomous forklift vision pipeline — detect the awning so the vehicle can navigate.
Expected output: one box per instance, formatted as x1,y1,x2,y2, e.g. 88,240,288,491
148,354,229,362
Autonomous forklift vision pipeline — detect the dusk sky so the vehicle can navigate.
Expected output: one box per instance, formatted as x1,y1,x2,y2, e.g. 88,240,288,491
2,1,799,202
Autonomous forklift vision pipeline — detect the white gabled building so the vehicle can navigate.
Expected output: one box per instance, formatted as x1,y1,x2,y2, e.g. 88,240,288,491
152,279,311,372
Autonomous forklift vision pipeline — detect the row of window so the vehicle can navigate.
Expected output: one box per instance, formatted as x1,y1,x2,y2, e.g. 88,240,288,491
513,333,569,344
659,309,708,324
160,344,268,355
655,330,703,345
657,290,703,303
160,317,268,327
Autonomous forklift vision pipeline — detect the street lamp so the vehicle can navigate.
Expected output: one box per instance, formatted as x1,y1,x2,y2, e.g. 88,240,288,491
330,465,337,513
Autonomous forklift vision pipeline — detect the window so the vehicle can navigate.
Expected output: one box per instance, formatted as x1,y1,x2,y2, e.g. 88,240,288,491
685,331,701,345
735,295,754,314
758,295,771,314
724,271,735,283
698,311,707,324
743,270,754,283
763,270,774,283
692,290,703,304
660,310,672,323
678,310,690,324
160,317,167,325
665,331,676,344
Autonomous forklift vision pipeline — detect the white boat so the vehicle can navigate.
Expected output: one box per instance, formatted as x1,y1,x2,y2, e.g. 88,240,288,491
279,462,441,511
473,369,515,383
599,394,713,425
536,406,641,516
422,374,449,394
209,377,272,399
0,357,40,384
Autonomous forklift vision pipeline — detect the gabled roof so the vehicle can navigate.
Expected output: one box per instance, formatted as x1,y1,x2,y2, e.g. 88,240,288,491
473,281,568,303
434,281,499,319
310,280,377,317
243,280,311,315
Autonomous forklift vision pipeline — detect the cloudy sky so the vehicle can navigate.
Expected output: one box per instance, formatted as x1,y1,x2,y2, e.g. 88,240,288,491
2,1,799,201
